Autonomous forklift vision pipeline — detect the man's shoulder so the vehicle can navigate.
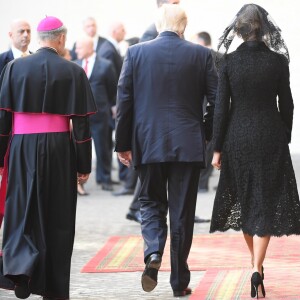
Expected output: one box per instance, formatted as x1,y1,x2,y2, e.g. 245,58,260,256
140,23,158,43
0,49,12,60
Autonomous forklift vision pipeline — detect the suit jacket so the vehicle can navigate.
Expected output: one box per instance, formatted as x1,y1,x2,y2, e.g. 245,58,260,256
97,40,123,78
70,36,108,61
0,50,14,74
139,23,158,43
75,56,117,120
115,31,218,167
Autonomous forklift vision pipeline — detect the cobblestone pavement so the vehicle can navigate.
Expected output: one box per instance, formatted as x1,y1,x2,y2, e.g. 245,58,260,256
1,153,300,299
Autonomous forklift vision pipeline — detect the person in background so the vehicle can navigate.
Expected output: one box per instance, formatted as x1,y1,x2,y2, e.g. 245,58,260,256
113,35,140,198
70,17,108,61
0,16,96,299
101,21,127,186
61,47,72,61
0,19,31,73
75,36,117,193
115,4,217,296
210,4,300,298
191,31,220,193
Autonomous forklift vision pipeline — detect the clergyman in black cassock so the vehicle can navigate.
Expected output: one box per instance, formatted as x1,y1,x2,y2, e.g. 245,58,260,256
0,16,96,299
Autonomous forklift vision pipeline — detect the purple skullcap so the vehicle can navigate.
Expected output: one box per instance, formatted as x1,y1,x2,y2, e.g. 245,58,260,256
37,16,63,32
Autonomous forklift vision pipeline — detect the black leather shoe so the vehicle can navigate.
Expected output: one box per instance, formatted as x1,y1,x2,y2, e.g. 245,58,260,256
14,280,30,299
141,253,162,292
126,210,142,223
113,187,134,196
102,183,113,191
194,215,210,223
173,287,192,297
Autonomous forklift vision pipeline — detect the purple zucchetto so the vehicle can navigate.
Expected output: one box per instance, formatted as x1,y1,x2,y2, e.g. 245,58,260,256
37,16,63,32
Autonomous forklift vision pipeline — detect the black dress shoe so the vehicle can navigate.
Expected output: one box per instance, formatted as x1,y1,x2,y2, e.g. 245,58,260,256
141,253,162,292
194,215,210,223
102,182,113,191
14,280,30,299
113,187,135,196
173,287,192,297
126,210,142,223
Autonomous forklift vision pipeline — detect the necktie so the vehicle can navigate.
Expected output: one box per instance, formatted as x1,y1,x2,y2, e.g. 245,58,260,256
21,52,28,57
84,59,89,75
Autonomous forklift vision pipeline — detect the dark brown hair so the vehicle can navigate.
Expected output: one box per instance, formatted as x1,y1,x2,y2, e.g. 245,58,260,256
234,4,263,41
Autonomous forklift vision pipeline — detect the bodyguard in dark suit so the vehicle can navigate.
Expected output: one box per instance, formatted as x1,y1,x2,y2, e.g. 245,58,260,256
75,36,117,191
0,19,31,73
115,4,217,297
70,17,108,61
97,39,123,78
99,22,126,183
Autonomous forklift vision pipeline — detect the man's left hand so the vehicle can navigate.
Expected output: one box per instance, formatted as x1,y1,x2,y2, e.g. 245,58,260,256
117,151,132,167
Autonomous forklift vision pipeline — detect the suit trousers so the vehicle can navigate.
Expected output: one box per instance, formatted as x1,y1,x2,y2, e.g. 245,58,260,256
128,177,141,211
90,112,112,183
198,140,214,189
137,162,201,291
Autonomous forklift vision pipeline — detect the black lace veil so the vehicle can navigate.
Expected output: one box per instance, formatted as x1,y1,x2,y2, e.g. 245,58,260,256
216,3,289,69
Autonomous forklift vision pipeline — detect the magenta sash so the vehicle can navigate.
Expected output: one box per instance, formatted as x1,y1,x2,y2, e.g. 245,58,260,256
13,112,70,134
0,113,70,228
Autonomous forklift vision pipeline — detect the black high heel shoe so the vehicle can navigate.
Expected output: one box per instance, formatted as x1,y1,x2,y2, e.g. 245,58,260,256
251,272,265,298
261,265,264,280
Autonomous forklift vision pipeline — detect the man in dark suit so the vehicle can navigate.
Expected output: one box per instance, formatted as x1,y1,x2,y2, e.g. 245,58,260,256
0,19,31,73
99,21,127,183
121,0,174,208
70,17,108,61
140,0,180,42
75,36,117,191
125,0,207,224
192,31,222,193
115,4,217,297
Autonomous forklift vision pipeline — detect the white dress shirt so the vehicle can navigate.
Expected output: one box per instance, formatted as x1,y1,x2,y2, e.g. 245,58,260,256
81,52,96,79
11,46,30,59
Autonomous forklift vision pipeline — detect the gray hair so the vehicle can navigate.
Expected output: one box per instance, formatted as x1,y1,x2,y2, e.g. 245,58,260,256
37,26,67,41
155,4,187,35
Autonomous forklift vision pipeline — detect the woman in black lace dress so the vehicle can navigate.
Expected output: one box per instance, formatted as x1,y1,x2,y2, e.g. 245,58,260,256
210,4,300,298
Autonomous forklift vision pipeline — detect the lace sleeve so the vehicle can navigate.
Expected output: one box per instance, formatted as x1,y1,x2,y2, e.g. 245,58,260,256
212,58,231,152
278,55,293,143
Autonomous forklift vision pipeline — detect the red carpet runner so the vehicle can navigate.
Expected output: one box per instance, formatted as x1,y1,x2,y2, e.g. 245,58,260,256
81,234,300,299
81,234,300,273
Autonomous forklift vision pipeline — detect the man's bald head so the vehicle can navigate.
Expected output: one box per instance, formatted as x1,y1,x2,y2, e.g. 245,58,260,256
108,21,126,43
75,36,94,60
9,19,31,52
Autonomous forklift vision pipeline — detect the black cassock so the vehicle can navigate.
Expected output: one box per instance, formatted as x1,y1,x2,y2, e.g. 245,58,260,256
0,48,96,298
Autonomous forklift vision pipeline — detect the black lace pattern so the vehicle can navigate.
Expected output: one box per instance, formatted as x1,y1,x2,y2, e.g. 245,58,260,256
216,4,289,70
210,41,300,237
